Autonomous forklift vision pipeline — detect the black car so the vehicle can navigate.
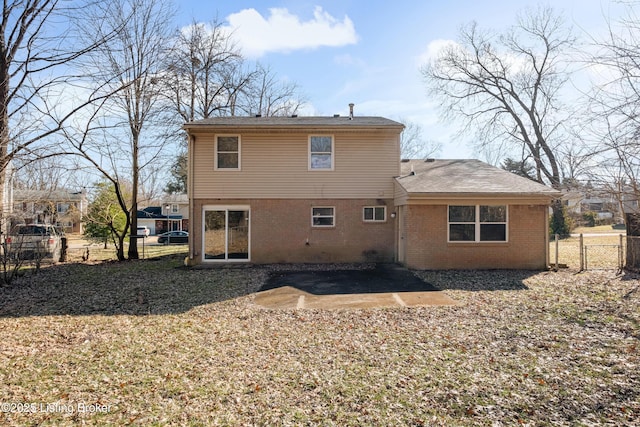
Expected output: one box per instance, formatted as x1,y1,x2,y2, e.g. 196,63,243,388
157,230,189,244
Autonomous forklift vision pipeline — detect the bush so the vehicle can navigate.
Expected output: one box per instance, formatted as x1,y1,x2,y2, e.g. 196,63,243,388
550,202,573,238
582,211,598,227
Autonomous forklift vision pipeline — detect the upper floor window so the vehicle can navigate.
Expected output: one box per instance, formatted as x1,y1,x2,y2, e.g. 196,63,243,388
57,202,70,213
309,136,333,170
448,205,507,242
216,135,240,170
171,204,179,213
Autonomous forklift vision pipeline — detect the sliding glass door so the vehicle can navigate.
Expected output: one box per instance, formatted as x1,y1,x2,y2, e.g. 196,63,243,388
203,206,250,261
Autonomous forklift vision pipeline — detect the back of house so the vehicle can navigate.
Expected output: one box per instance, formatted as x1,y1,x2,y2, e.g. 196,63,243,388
184,113,560,269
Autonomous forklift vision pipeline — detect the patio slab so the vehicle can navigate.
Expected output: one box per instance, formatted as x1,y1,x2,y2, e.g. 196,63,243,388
254,264,459,309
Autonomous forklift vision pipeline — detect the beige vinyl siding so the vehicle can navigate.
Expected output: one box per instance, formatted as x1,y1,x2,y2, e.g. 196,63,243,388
192,131,400,199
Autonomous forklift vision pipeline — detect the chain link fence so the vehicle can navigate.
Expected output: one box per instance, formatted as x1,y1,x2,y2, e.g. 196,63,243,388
550,233,625,272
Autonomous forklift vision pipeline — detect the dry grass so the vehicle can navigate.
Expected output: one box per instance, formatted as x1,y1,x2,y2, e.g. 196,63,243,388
0,258,638,426
551,234,626,270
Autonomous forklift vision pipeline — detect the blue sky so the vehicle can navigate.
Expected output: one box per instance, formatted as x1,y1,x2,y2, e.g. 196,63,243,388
177,1,621,159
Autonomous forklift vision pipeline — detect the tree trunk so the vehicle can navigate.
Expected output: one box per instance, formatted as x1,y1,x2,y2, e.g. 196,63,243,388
128,131,140,260
626,213,640,270
0,59,9,235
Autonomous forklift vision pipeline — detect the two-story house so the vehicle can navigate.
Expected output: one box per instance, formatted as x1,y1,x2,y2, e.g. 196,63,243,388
184,114,560,269
11,189,87,234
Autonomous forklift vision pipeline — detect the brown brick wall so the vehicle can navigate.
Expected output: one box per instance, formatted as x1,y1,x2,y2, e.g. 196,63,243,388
191,198,395,264
403,204,548,270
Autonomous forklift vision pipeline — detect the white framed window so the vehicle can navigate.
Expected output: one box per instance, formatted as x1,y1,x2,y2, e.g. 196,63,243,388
448,205,508,242
312,207,335,227
363,206,386,222
171,204,179,213
309,135,334,170
215,135,240,170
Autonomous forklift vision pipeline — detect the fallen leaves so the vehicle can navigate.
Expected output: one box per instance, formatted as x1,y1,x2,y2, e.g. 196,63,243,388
0,263,638,425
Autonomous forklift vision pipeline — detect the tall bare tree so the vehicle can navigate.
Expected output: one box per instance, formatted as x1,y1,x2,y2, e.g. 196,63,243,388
422,6,574,234
398,119,442,159
235,63,306,117
73,0,175,260
0,0,121,232
165,19,245,123
586,2,640,218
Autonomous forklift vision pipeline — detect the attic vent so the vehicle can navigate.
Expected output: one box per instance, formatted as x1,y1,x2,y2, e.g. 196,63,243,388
291,114,298,118
255,114,262,118
425,158,435,162
401,159,410,163
333,114,340,117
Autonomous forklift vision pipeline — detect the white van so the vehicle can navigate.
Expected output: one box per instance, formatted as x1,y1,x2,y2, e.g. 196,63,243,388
136,226,150,237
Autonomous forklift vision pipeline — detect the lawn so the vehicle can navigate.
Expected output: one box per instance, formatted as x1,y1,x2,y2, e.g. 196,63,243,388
0,256,638,426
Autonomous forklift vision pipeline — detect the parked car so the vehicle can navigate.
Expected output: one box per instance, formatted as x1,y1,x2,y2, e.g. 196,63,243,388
136,226,150,237
157,230,188,244
6,224,62,261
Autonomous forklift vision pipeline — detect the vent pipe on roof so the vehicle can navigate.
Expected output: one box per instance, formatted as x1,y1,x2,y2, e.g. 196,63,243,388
349,103,354,120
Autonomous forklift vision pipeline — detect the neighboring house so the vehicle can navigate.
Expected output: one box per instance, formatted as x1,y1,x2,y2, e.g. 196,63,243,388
184,114,560,269
137,194,189,235
11,189,87,233
2,163,14,235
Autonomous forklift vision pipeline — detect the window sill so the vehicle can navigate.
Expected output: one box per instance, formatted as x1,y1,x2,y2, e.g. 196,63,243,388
447,241,510,246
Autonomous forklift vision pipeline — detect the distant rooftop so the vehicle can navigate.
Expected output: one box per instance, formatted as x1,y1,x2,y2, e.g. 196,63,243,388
184,115,404,129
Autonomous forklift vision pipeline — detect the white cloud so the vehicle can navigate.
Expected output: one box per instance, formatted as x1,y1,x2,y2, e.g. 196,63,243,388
416,39,458,66
224,6,358,58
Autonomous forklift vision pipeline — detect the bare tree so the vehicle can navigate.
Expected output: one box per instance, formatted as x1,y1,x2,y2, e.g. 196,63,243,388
235,63,306,117
421,6,574,234
165,19,245,122
11,157,78,191
72,0,176,260
398,119,442,159
0,1,122,232
586,2,640,216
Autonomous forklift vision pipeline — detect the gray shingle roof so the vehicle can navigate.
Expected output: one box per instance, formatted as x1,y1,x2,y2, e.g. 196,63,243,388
396,159,561,197
184,116,404,129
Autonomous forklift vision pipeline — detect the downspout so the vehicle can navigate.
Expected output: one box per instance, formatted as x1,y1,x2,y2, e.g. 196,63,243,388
188,133,196,264
545,200,551,268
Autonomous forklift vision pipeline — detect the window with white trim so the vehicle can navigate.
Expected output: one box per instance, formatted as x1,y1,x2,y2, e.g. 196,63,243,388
448,205,507,242
309,136,333,170
363,206,386,222
215,135,240,170
312,207,335,227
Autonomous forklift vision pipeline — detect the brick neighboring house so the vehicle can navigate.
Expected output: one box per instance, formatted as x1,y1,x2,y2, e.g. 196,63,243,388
184,115,560,269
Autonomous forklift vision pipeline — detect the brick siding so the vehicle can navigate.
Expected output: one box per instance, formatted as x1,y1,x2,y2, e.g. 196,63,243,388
401,204,548,269
192,198,395,264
